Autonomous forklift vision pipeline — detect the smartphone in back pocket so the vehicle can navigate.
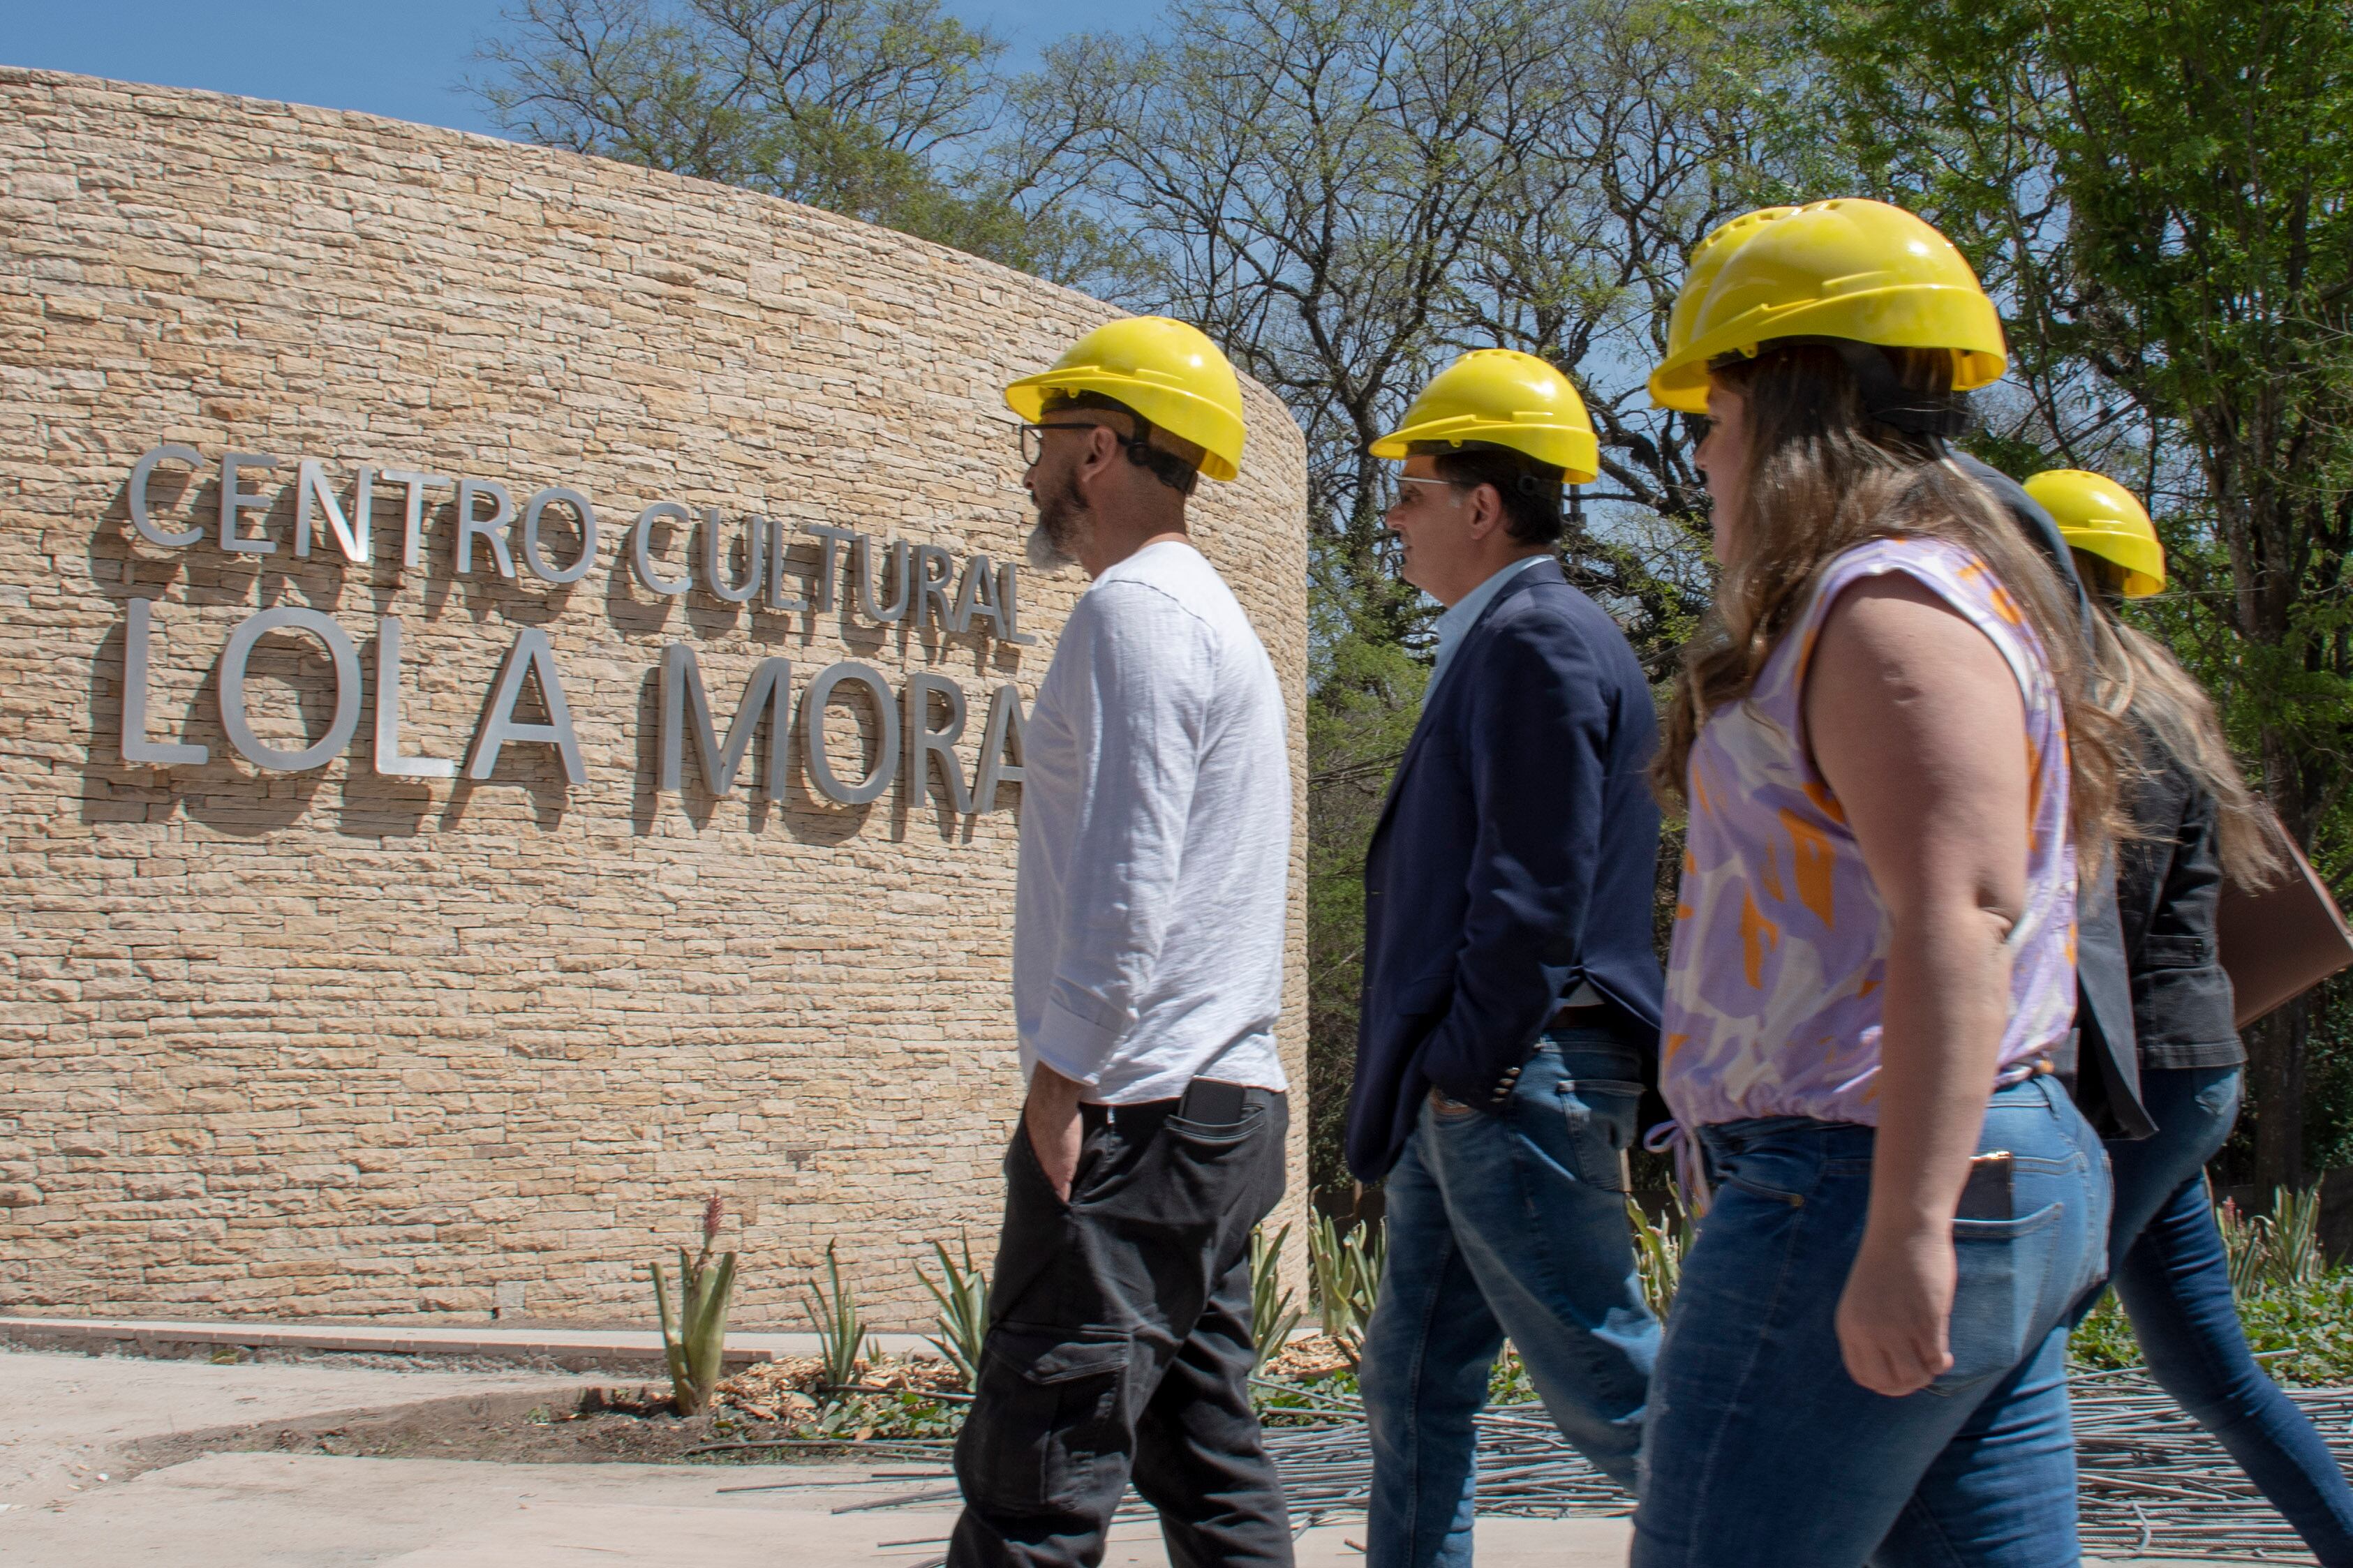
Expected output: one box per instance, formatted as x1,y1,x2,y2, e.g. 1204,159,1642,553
1178,1077,1249,1126
1957,1151,2014,1220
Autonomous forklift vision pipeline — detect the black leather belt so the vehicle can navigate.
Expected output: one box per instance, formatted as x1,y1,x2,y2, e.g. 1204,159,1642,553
1081,1080,1281,1129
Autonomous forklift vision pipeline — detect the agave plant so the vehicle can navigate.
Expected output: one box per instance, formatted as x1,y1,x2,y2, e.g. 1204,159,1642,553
1250,1223,1304,1372
803,1239,878,1394
650,1194,738,1416
2220,1197,2270,1296
1308,1210,1385,1366
1628,1195,1689,1319
2219,1186,2329,1294
2268,1184,2327,1287
918,1230,989,1388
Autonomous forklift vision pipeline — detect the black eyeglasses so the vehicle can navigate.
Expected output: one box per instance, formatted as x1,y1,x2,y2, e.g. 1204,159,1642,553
1389,475,1469,511
1018,420,1128,467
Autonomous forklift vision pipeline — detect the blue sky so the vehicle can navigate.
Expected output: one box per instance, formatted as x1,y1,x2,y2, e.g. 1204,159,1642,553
0,0,1147,138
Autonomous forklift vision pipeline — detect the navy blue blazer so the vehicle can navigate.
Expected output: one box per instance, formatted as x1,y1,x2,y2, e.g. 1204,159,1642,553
1346,558,1665,1182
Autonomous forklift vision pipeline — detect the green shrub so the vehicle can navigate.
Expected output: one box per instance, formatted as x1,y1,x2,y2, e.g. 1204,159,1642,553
1628,1197,1690,1320
2073,1257,2353,1387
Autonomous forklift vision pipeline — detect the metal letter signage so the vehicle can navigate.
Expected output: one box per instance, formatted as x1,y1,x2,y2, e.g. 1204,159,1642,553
119,597,208,766
701,512,763,605
974,683,1027,812
802,662,899,805
218,453,281,555
521,488,599,585
295,459,371,564
630,501,693,596
660,644,792,798
904,672,974,815
98,443,1038,832
467,627,586,785
373,617,456,779
127,445,206,548
379,468,450,571
455,479,517,578
218,606,362,771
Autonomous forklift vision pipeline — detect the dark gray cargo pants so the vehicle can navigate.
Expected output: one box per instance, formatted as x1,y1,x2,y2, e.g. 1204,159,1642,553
948,1087,1293,1568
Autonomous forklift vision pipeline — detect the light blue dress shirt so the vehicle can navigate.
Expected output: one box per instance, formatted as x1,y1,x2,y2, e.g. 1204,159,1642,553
1427,553,1549,695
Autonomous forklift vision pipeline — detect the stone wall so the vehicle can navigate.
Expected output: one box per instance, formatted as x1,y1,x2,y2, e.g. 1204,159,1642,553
0,68,1309,1327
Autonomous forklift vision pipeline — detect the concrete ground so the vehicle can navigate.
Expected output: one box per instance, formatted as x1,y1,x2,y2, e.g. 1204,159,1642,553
0,1349,1632,1567
0,1348,2270,1566
0,1448,1634,1566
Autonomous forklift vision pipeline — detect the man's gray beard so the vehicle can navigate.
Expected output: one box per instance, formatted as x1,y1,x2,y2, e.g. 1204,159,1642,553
1026,481,1088,572
1025,522,1071,572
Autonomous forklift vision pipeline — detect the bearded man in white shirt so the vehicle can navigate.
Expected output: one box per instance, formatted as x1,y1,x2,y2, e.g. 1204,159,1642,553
947,317,1296,1568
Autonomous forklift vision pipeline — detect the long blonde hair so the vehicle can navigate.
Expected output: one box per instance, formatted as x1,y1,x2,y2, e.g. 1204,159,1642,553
2078,581,2283,886
1654,343,2129,856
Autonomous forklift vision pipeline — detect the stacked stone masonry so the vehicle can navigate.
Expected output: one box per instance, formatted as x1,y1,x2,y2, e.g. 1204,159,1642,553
0,68,1310,1327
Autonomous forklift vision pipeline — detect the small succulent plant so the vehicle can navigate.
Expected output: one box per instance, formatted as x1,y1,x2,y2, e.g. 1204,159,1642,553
651,1194,738,1416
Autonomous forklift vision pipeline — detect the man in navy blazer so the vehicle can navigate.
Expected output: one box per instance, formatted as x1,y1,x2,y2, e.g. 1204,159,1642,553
1346,351,1665,1566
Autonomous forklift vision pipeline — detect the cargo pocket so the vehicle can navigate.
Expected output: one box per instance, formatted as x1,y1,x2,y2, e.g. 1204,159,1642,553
956,1325,1131,1514
1935,1202,2063,1394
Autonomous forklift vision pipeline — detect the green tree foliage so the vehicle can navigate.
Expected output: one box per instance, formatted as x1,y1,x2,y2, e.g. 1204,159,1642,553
1020,0,1757,648
1792,0,2353,1185
1305,628,1427,1195
473,0,1097,275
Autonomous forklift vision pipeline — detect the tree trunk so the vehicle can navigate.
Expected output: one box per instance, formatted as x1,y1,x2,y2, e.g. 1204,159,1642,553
2248,996,2311,1192
2241,710,2324,1195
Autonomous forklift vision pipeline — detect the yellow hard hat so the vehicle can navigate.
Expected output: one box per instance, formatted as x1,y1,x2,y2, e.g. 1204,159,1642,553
1369,348,1598,484
2024,468,2166,597
1647,198,2007,414
1659,207,1798,375
1004,315,1247,482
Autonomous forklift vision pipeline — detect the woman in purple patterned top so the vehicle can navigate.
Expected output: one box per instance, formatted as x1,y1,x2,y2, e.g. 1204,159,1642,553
1630,200,2135,1568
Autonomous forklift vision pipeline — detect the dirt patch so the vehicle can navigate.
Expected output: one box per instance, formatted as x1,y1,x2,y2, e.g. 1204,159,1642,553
1261,1334,1354,1380
98,1356,976,1479
110,1385,815,1475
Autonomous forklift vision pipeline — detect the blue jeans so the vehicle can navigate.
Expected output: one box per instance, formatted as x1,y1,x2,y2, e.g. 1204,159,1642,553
2103,1065,2353,1565
1633,1075,2109,1568
1360,1031,1658,1567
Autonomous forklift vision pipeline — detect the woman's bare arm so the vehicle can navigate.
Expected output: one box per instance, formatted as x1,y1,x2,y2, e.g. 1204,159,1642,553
1804,573,2033,1396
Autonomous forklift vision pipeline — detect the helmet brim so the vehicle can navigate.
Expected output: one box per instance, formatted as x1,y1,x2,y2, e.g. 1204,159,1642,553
2063,523,2167,597
1003,368,1244,482
1368,415,1598,483
1647,288,2007,412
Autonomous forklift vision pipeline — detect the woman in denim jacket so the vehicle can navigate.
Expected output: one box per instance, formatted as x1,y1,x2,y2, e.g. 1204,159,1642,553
1632,200,2132,1567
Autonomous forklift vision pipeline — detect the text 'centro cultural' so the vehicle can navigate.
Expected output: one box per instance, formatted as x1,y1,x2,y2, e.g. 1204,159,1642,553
110,445,1037,817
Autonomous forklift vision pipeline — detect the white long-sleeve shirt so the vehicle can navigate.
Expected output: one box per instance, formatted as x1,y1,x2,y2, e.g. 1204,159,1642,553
1014,539,1291,1103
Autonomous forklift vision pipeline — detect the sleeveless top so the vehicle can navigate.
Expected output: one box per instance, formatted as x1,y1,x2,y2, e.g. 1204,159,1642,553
1659,537,2078,1128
